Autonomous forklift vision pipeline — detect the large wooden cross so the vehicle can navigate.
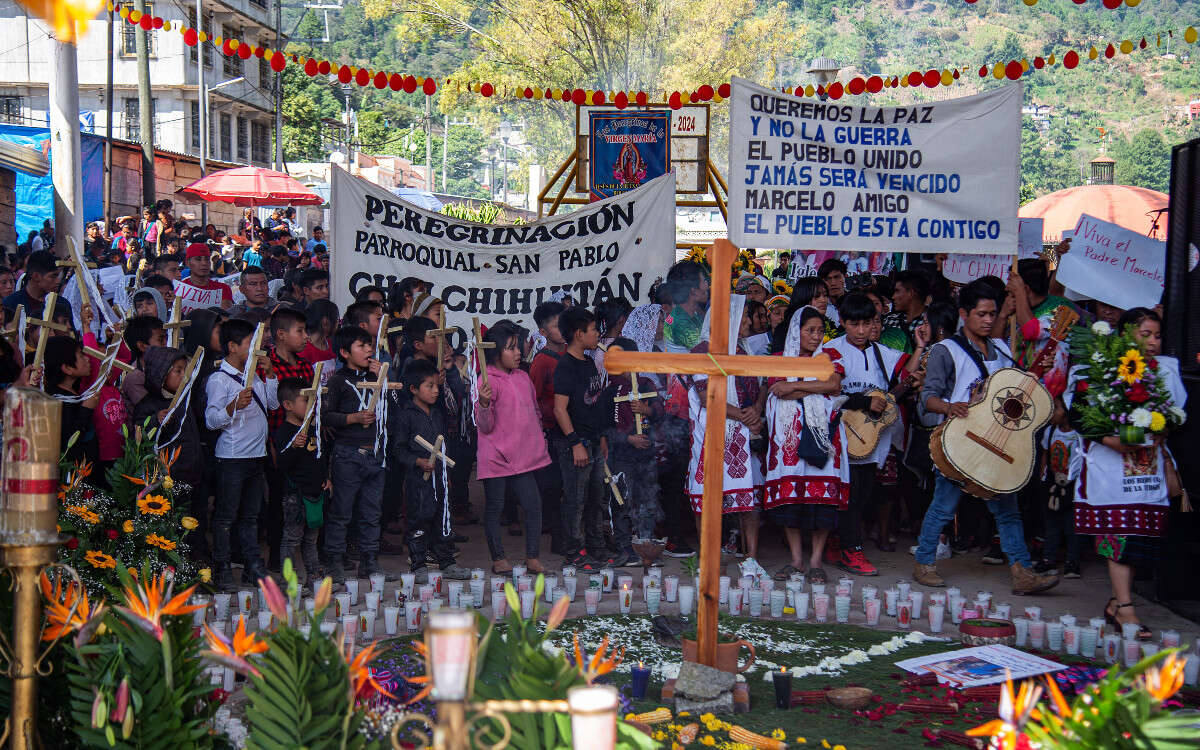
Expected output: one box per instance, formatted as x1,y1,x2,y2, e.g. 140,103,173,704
471,316,495,388
165,297,191,349
604,239,834,668
429,308,455,371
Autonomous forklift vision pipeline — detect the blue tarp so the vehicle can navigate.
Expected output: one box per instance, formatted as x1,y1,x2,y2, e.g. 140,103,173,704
0,124,105,242
391,187,442,211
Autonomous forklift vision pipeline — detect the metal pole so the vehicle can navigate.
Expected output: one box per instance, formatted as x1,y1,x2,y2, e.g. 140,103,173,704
344,88,351,167
441,113,448,192
49,36,84,258
104,15,113,224
273,0,283,170
197,0,207,229
501,139,508,206
424,94,432,191
134,0,155,207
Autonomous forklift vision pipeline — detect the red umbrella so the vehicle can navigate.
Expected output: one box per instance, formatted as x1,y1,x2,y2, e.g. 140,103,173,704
176,166,325,207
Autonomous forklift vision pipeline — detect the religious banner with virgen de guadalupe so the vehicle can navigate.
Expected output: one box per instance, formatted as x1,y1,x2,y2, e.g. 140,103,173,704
330,167,677,330
588,110,671,201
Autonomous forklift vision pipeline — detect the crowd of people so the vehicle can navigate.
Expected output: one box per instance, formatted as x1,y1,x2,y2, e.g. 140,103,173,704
0,220,1187,639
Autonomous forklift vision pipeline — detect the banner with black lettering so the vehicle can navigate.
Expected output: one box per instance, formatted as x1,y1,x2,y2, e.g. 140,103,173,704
330,167,676,327
728,77,1021,253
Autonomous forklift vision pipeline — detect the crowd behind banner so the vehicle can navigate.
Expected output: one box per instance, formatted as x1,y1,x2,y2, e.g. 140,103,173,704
0,206,1187,640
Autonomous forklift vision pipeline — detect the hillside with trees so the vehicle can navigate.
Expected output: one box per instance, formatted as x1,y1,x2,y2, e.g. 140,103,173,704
282,0,1200,201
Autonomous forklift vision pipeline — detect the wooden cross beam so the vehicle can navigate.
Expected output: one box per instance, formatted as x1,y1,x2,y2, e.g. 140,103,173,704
613,375,657,435
429,308,455,371
352,361,405,411
165,297,191,349
2,304,22,344
83,344,135,375
414,434,456,481
602,462,625,505
30,292,69,375
242,322,267,391
57,237,97,308
162,345,205,410
603,239,834,668
300,361,327,402
471,316,496,388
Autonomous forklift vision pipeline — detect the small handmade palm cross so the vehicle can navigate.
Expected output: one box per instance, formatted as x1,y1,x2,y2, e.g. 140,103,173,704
604,239,833,667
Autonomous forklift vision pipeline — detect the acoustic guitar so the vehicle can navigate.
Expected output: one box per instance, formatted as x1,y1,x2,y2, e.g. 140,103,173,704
930,306,1079,499
842,354,927,460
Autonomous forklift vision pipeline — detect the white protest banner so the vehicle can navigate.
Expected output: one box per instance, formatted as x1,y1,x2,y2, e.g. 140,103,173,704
1056,214,1165,309
728,76,1021,253
330,167,676,328
173,279,226,314
942,218,1045,284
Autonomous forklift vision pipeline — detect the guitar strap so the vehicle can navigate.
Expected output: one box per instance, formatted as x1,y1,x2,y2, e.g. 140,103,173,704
949,334,990,383
869,343,893,388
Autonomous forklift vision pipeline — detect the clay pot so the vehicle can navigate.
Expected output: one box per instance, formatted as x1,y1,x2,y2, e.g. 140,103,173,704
681,637,756,674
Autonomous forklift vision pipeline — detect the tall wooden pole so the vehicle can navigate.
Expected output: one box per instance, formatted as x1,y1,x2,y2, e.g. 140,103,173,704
104,14,113,223
696,241,733,667
135,0,155,207
48,35,83,258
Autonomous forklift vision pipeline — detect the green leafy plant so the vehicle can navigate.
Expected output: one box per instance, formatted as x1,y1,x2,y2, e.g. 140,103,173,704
225,562,383,750
970,649,1197,750
62,564,220,749
440,575,656,750
440,201,506,224
680,556,700,579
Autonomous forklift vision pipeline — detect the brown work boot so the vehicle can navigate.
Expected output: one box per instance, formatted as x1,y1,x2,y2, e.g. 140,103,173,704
913,563,945,588
1011,562,1060,596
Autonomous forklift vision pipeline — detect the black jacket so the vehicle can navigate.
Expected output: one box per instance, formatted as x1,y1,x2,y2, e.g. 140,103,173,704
132,346,203,488
391,399,447,503
322,365,378,448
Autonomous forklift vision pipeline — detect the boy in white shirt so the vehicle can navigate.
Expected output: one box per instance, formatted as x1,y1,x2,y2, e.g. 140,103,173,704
205,318,279,591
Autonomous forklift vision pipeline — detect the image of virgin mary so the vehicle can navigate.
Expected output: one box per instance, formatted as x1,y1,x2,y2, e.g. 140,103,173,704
613,142,648,184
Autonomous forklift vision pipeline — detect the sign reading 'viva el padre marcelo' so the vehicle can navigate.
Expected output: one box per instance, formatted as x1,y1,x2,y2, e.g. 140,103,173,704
331,167,676,326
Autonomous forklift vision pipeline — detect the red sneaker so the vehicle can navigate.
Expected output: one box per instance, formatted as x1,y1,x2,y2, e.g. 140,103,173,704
839,547,879,576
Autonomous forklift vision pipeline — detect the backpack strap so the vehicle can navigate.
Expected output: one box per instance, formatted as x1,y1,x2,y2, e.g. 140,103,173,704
949,334,990,383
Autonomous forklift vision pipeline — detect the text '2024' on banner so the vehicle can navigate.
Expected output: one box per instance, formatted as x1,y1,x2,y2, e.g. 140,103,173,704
727,77,1022,254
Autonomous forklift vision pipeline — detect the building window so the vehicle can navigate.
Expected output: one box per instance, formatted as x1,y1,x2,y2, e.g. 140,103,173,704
191,101,199,149
237,117,249,162
249,0,267,8
251,121,270,164
0,96,22,124
258,40,270,86
187,9,213,67
220,113,232,162
120,3,156,57
123,97,157,141
222,26,242,77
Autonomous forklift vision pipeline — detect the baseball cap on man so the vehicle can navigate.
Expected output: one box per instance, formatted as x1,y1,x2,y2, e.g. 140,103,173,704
185,243,210,259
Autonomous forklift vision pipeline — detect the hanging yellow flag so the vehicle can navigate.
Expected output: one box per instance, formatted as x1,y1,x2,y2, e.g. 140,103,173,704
17,0,106,42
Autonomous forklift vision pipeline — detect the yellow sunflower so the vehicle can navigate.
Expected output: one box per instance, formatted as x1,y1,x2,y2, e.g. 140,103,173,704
122,520,134,533
145,533,177,551
137,495,171,516
1117,349,1146,385
84,549,117,569
66,505,100,525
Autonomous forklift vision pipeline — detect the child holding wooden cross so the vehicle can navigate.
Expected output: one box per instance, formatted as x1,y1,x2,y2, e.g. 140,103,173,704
393,357,470,580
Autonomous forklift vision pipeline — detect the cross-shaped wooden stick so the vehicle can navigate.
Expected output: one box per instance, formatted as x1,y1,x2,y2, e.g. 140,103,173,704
164,297,191,349
414,434,456,481
83,343,135,375
57,237,97,308
352,361,405,411
241,322,267,391
300,361,327,402
162,345,205,408
603,239,834,668
471,316,495,388
613,375,657,435
426,309,455,372
602,462,625,505
29,292,69,374
2,304,22,345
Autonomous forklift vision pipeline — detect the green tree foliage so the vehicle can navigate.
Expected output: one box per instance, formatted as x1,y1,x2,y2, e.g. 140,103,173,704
1112,129,1172,193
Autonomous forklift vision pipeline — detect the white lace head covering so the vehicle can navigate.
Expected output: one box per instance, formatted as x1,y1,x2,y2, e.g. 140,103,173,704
700,294,746,355
774,305,834,454
621,304,662,354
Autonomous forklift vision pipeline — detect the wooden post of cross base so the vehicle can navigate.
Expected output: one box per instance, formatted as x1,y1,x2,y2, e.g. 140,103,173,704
603,239,834,668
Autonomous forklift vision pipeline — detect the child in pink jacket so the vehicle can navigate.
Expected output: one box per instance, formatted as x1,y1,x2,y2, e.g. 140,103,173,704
474,320,551,574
